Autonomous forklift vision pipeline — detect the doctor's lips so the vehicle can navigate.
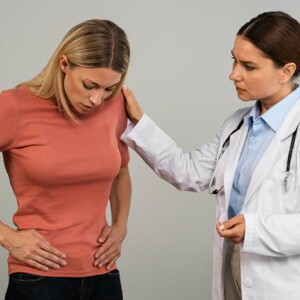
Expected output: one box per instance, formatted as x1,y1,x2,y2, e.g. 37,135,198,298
235,85,247,92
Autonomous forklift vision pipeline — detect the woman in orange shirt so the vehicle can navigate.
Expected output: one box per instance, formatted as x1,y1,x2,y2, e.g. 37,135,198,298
0,19,131,300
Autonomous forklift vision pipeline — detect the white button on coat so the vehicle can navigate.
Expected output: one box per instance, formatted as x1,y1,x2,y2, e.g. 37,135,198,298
242,278,253,288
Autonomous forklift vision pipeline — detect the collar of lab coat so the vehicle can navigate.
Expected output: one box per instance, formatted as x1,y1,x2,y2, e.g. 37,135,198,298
277,96,300,141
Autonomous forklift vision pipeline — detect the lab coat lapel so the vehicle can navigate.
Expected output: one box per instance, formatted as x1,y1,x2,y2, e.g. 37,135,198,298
243,97,300,207
223,123,248,208
243,138,279,206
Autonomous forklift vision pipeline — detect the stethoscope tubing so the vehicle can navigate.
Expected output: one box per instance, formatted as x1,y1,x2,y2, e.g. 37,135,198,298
209,119,299,194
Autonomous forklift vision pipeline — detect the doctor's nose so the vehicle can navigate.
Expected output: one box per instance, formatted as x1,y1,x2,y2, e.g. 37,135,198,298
229,66,242,82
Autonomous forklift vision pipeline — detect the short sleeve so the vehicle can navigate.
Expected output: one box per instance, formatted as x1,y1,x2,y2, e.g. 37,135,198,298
0,90,18,151
115,94,130,168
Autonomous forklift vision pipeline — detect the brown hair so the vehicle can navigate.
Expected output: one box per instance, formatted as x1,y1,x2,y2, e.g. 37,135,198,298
22,19,130,119
237,11,300,78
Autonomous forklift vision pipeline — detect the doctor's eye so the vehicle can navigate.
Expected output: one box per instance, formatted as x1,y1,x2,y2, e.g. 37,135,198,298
244,64,255,71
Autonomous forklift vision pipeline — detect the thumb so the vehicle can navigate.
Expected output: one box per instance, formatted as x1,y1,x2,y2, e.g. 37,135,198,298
216,221,223,230
122,85,132,99
98,225,112,243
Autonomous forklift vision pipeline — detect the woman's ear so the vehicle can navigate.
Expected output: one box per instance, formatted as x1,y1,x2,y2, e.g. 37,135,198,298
280,62,296,83
59,55,69,73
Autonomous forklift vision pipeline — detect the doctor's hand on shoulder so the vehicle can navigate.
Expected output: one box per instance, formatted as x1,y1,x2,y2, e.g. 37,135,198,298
216,215,245,244
122,86,144,124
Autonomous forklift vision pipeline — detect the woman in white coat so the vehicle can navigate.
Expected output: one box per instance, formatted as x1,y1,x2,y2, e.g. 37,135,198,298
121,11,300,300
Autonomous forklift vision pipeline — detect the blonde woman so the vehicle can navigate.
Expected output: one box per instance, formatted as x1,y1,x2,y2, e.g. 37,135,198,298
0,19,131,300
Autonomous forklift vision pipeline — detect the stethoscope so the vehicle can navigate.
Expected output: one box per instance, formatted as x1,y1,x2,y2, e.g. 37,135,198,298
208,118,299,194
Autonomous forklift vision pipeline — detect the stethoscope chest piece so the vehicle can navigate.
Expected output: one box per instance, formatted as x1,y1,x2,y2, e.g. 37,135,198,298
283,172,292,191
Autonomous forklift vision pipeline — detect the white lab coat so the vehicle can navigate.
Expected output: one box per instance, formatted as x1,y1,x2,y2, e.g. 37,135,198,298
121,96,300,300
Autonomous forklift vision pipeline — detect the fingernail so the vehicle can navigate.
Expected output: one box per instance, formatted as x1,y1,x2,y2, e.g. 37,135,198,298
218,225,225,230
123,85,127,91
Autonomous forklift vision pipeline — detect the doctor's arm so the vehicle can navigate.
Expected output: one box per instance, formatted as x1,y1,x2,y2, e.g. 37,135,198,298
121,87,220,192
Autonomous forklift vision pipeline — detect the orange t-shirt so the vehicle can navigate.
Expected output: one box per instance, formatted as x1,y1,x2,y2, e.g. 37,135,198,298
0,86,129,277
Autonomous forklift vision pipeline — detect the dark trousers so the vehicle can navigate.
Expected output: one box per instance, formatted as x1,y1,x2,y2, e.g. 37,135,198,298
5,269,123,300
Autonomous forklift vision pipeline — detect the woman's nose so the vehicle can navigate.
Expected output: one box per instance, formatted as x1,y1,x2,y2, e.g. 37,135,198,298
89,90,104,106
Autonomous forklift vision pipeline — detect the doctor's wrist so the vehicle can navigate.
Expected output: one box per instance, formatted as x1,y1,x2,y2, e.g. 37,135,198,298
130,111,144,125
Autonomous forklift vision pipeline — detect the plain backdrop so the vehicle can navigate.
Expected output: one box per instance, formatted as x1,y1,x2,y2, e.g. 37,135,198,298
0,1,299,299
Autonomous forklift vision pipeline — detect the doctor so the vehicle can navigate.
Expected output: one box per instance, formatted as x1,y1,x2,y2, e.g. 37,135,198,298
121,11,300,300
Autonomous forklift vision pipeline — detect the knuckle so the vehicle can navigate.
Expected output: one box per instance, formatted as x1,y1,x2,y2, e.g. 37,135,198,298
25,249,35,258
36,240,43,247
50,247,59,254
40,258,47,265
48,254,57,262
103,258,110,264
100,254,107,260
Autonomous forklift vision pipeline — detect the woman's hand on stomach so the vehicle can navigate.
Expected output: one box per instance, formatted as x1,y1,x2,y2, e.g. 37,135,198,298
94,224,127,271
3,228,67,272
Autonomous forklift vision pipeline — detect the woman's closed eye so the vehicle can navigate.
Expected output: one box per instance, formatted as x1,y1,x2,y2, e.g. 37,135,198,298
83,82,95,90
105,86,115,92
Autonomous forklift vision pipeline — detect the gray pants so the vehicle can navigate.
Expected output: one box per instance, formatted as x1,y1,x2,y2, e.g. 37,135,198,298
223,240,242,300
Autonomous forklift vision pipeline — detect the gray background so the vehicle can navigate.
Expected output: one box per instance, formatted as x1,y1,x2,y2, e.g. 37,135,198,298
0,0,299,299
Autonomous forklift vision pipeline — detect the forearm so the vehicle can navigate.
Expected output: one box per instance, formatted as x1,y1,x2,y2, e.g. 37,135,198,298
0,221,16,250
121,114,219,192
94,166,132,269
109,166,132,227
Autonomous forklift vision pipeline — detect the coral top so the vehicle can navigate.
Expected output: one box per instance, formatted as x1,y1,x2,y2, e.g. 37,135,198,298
0,86,129,277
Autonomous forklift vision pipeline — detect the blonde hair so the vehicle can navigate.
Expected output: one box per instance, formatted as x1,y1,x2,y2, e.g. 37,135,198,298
21,19,130,119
